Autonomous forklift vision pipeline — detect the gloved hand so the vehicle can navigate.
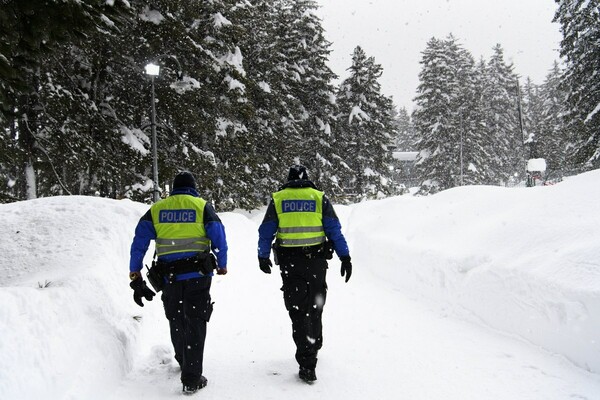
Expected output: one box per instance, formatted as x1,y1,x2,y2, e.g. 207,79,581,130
217,266,228,275
258,257,272,274
130,276,155,307
340,256,352,283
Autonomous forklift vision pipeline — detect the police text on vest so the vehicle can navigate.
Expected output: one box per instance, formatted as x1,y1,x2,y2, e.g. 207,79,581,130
281,200,316,213
159,209,197,223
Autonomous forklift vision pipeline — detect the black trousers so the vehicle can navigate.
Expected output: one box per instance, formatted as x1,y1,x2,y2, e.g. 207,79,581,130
161,277,213,385
279,254,328,370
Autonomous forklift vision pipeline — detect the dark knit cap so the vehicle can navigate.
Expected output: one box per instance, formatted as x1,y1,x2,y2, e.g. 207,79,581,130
287,164,309,181
173,171,196,189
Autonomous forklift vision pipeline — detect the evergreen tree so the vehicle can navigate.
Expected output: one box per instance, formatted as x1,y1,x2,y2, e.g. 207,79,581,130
538,61,571,177
392,107,416,151
481,44,523,185
199,0,255,210
279,0,341,197
553,0,600,169
461,57,495,186
240,0,342,202
521,78,544,158
336,46,395,199
412,36,485,193
453,45,491,186
0,0,129,114
123,0,253,208
42,30,151,199
0,117,18,202
0,0,347,207
412,37,447,194
0,0,130,201
237,0,289,204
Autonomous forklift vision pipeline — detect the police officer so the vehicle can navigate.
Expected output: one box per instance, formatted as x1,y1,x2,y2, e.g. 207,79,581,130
257,164,352,383
129,171,228,395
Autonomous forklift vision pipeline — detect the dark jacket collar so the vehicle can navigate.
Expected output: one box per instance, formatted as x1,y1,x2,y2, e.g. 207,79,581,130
279,179,318,191
170,187,200,197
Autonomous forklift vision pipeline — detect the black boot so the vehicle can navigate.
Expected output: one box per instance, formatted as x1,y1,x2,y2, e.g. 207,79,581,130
299,367,317,383
182,375,208,395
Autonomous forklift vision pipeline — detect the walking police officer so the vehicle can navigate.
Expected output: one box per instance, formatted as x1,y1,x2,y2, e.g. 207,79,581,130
129,171,228,395
257,164,352,383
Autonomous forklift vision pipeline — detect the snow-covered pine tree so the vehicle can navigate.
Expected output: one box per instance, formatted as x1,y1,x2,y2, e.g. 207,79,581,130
412,37,446,194
32,41,144,199
453,43,491,186
122,0,253,207
412,36,485,193
239,0,342,203
336,46,395,200
278,0,341,197
235,0,281,204
538,61,571,178
553,0,600,169
196,0,255,211
521,77,545,161
0,0,130,201
392,107,416,151
481,44,523,185
0,121,18,202
238,0,307,202
0,0,129,116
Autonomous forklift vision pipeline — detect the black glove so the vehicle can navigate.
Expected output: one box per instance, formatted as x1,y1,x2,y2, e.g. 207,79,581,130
258,257,272,274
130,277,155,307
216,266,228,275
340,256,352,283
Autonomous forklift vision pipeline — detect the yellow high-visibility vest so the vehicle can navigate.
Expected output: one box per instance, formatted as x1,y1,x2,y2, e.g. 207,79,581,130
150,195,210,256
273,187,325,247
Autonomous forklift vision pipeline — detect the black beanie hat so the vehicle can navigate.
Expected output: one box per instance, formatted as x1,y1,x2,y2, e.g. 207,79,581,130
173,171,196,189
287,164,309,181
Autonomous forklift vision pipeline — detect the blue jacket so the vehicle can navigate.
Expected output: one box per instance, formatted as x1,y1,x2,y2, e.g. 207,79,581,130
257,179,350,259
129,187,228,280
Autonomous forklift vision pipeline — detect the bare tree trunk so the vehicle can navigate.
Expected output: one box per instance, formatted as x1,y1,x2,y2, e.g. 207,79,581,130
25,161,37,199
17,72,40,200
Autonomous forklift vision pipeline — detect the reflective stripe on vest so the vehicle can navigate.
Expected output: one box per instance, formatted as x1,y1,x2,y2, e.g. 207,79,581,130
278,236,326,246
151,195,211,256
155,238,210,255
278,226,324,234
273,187,325,248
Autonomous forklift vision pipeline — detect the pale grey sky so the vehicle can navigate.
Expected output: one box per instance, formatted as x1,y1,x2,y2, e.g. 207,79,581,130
316,0,563,110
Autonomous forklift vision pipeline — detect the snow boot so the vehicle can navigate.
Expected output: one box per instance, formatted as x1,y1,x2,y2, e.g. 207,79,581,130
182,375,208,395
299,367,317,383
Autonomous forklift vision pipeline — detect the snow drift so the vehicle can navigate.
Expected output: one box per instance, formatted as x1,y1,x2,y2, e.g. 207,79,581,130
345,170,600,373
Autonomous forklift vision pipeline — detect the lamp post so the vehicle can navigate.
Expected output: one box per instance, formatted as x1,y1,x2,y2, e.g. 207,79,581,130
145,63,160,203
144,56,183,202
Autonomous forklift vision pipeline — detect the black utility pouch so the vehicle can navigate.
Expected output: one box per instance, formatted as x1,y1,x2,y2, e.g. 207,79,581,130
197,252,217,275
323,240,334,260
317,240,334,260
146,261,165,292
272,243,280,265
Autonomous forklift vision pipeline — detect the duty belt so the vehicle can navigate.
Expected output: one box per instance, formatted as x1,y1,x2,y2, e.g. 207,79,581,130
155,252,215,278
275,241,332,260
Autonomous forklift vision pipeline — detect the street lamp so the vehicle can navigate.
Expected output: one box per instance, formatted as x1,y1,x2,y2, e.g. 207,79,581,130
144,56,184,202
145,63,160,203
